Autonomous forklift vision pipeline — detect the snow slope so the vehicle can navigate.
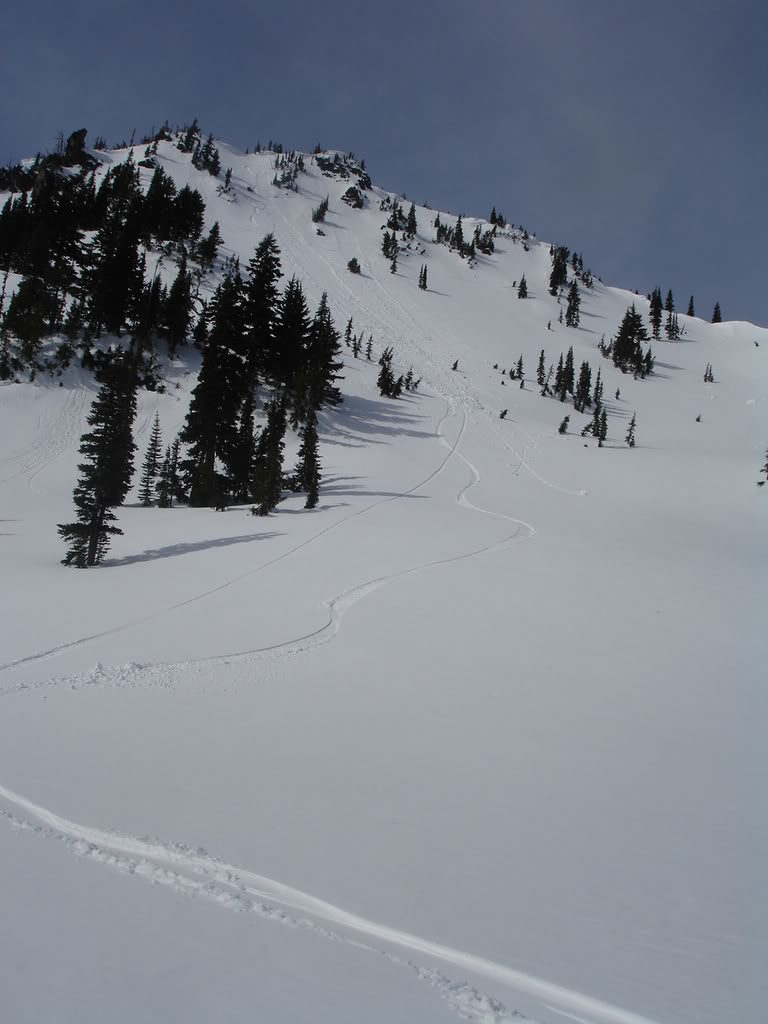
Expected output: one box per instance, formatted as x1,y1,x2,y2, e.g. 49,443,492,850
0,139,766,1024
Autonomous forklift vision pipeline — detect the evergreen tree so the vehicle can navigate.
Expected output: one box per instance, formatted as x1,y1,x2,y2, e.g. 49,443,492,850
593,366,603,410
598,408,608,446
536,349,546,387
228,393,257,504
180,272,246,506
390,245,398,274
58,353,137,566
138,412,162,506
377,346,397,397
612,304,649,374
687,295,695,317
565,279,581,326
406,202,417,238
517,275,528,298
155,446,173,508
649,286,663,339
301,291,344,417
244,232,282,385
554,353,565,399
296,406,321,509
549,245,569,295
252,394,286,514
665,309,680,340
162,251,193,355
365,335,373,360
312,196,329,223
574,360,592,412
273,275,312,402
712,302,722,323
197,221,222,268
516,355,523,380
563,345,575,394
625,412,637,447
558,415,570,435
453,215,464,253
664,289,675,314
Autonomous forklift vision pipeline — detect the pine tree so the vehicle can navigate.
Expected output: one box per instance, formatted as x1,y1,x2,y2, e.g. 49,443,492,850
301,291,344,417
574,361,592,412
244,232,283,386
273,275,312,404
296,406,321,509
565,279,581,327
549,245,569,295
664,289,675,314
516,355,523,380
625,412,637,447
390,245,397,274
598,408,608,447
453,216,464,253
155,447,173,508
612,304,649,374
162,252,193,356
365,335,373,360
563,346,575,395
377,346,396,397
156,437,181,508
593,366,603,410
58,353,137,566
228,393,257,504
554,353,565,399
517,275,528,298
665,308,680,341
180,272,246,506
138,412,162,506
712,302,722,323
406,202,417,238
687,295,695,317
537,349,546,387
252,394,286,514
558,415,570,435
649,286,663,339
419,264,428,290
197,221,222,268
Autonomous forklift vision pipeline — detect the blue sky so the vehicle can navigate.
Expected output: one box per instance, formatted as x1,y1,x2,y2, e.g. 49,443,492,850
2,0,765,324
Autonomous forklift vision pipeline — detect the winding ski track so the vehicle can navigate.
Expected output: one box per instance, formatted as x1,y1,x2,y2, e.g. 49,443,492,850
0,780,660,1024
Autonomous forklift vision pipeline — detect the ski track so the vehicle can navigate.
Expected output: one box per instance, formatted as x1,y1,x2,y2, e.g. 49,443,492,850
0,383,89,490
0,400,534,696
0,782,661,1024
0,396,461,676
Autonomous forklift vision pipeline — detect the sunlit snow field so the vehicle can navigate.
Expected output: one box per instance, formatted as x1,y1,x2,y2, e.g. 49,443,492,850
1,141,766,1024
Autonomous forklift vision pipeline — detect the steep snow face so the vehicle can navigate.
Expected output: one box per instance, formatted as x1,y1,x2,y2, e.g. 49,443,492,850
0,139,766,1024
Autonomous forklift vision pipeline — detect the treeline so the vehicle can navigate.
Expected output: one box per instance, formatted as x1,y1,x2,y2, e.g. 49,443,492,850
0,133,218,377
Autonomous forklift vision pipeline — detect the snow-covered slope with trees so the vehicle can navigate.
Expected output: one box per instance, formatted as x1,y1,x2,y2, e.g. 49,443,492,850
1,129,766,1024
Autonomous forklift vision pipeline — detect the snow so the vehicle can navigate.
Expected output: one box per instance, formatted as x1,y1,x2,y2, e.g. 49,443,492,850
1,138,766,1024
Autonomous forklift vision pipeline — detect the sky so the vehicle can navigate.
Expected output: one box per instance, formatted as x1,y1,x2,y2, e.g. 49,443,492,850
1,0,765,325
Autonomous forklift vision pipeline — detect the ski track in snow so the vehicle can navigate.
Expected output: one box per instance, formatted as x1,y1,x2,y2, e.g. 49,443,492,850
0,382,90,490
0,396,460,676
0,391,536,699
0,781,663,1024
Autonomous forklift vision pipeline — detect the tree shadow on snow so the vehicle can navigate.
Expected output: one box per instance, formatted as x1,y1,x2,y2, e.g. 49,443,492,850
321,394,432,447
104,531,281,567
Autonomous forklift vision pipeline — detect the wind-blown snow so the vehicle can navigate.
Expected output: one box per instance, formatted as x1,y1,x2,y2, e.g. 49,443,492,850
0,139,766,1024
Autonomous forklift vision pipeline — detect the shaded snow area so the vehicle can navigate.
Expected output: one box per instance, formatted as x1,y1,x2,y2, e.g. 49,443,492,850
1,140,766,1024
